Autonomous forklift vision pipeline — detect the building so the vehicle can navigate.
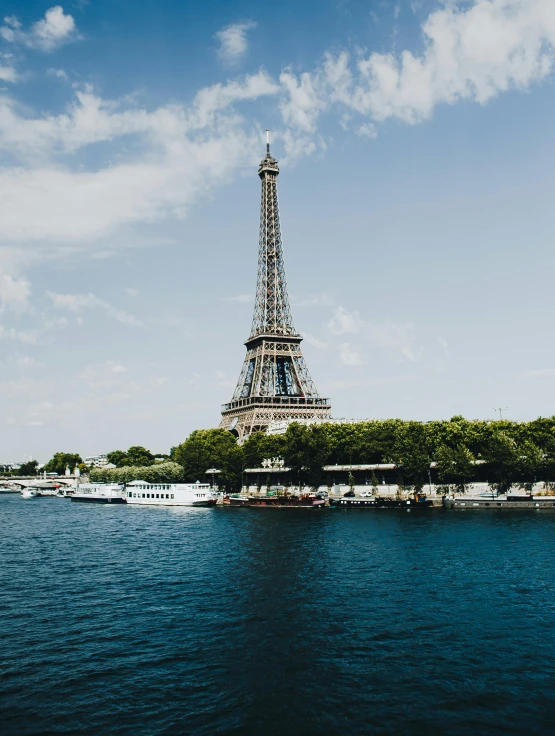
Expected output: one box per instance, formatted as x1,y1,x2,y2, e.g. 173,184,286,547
83,454,110,468
221,133,331,441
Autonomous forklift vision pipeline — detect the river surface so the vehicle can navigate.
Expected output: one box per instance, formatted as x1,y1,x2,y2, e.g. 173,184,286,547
1,494,555,735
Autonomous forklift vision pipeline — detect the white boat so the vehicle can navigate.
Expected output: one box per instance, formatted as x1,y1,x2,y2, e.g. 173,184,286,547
125,480,217,507
71,483,126,504
21,487,38,498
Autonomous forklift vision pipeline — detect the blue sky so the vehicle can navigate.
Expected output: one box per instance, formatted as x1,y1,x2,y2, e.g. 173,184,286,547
1,0,555,462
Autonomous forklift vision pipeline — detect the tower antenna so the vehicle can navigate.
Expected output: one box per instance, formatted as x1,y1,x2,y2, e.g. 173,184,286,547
266,129,270,153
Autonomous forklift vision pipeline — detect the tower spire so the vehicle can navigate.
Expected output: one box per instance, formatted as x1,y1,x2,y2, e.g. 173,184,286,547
220,140,331,441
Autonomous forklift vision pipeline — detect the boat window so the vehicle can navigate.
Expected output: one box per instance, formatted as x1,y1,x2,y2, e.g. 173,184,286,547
156,494,159,499
166,494,169,499
142,493,145,498
171,494,174,499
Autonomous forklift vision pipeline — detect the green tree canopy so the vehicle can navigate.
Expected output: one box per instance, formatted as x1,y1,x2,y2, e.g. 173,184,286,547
90,462,184,484
171,429,242,490
106,450,129,467
15,460,39,476
435,444,475,492
393,422,430,491
106,447,156,467
484,431,518,492
43,453,83,475
126,446,155,467
283,423,329,489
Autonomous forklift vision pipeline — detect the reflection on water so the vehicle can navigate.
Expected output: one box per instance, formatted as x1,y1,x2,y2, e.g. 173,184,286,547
1,497,555,735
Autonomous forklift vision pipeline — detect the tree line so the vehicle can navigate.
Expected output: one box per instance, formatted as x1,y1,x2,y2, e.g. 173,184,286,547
14,417,555,492
168,416,555,493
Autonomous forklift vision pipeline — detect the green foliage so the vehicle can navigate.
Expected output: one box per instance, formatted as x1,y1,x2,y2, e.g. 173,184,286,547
62,416,555,490
106,446,155,468
483,431,518,493
106,450,130,468
515,440,543,493
393,422,430,491
126,446,155,466
15,460,39,476
171,429,242,490
284,423,329,489
90,462,184,484
43,452,83,476
436,444,474,492
242,432,286,469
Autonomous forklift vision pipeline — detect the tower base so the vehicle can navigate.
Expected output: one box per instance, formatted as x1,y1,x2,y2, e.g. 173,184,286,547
220,396,331,442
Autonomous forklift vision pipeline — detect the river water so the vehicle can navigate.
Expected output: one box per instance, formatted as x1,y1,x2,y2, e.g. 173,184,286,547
1,494,554,735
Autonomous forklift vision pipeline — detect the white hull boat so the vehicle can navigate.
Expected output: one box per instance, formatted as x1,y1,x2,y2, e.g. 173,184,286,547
71,483,126,504
21,488,38,498
125,481,217,507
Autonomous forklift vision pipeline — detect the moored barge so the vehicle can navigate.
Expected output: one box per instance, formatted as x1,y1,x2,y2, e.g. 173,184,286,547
224,493,326,508
330,494,433,509
444,495,555,509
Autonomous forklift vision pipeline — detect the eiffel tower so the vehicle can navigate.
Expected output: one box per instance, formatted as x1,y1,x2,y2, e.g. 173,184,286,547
221,133,331,440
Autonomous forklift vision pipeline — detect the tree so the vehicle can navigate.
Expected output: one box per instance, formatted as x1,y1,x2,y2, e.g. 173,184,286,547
43,453,83,476
15,460,39,476
106,450,130,468
515,440,543,494
242,432,286,469
483,432,518,493
283,423,330,490
393,422,430,491
171,429,242,491
90,462,184,484
106,447,155,468
126,446,155,467
435,444,475,493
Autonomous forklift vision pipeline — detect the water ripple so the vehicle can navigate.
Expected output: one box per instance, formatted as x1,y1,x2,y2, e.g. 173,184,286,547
1,497,555,734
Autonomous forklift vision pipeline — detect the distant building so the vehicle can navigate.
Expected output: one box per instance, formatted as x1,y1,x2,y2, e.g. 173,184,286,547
84,454,109,467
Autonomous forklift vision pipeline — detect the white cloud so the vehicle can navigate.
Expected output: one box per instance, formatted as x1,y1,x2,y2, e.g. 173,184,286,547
357,123,377,139
328,306,364,335
292,292,336,308
522,368,555,378
327,306,416,361
80,361,128,389
279,0,555,133
1,6,78,52
47,67,68,80
303,332,329,350
11,353,35,368
0,64,17,82
125,288,138,297
223,294,253,303
0,75,279,255
0,274,30,313
48,291,143,326
279,70,325,133
338,342,364,366
215,21,256,64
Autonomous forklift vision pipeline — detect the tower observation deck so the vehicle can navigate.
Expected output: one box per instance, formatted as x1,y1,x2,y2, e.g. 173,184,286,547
220,133,331,440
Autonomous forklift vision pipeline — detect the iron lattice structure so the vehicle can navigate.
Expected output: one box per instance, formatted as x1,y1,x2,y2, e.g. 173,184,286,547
221,137,331,440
